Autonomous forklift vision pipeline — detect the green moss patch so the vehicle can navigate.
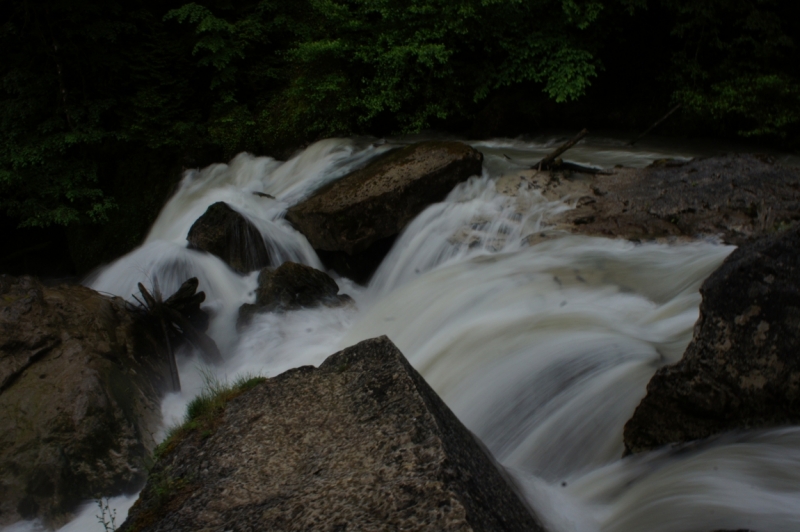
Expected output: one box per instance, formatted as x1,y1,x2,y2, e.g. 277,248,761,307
154,373,266,461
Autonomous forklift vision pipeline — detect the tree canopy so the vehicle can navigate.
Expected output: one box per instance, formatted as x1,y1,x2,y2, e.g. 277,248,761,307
1,0,798,245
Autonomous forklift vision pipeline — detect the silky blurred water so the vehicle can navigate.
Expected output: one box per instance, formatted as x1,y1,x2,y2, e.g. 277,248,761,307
9,134,800,532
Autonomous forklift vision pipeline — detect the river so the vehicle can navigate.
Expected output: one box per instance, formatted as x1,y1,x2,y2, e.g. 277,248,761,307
8,134,800,532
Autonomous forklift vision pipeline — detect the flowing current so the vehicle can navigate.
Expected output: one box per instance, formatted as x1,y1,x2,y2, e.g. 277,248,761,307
14,136,800,532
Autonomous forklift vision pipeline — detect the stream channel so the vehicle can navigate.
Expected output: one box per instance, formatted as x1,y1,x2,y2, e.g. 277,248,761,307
8,134,800,532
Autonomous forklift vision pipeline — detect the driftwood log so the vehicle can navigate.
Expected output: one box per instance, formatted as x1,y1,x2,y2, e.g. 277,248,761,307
134,278,223,391
534,129,588,170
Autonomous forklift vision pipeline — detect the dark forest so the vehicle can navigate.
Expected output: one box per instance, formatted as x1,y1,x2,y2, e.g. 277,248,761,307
2,0,798,274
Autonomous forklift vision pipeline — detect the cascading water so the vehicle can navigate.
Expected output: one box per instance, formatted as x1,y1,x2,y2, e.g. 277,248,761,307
10,135,800,532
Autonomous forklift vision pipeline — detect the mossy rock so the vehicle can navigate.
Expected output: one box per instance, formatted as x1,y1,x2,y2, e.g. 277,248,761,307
0,275,172,528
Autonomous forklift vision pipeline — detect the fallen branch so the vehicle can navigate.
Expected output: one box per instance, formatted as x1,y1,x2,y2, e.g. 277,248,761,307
628,104,682,146
535,129,588,171
134,278,224,392
558,161,613,175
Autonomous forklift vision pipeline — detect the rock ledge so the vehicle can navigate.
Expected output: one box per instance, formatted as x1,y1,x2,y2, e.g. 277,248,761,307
121,336,543,532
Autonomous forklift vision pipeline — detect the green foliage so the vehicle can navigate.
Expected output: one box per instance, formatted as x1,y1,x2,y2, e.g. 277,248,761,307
153,371,266,460
136,371,264,531
0,0,205,231
663,0,800,137
148,468,190,503
184,370,264,422
678,74,800,137
1,0,798,251
165,0,617,143
95,497,118,532
165,3,270,102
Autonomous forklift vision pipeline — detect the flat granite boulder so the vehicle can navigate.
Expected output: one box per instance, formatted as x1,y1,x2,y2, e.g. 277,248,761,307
187,202,270,273
286,141,483,281
0,276,171,528
120,336,543,532
623,225,800,454
497,154,800,246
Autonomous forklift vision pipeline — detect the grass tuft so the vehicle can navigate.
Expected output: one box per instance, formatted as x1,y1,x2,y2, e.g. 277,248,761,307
153,370,266,460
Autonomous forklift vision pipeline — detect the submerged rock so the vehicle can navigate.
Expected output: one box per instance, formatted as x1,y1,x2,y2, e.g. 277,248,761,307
286,141,483,282
237,262,353,329
0,276,172,527
186,201,270,273
623,225,800,454
120,336,543,532
500,154,800,245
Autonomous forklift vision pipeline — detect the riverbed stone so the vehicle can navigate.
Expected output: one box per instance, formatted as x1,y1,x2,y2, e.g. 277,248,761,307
120,336,544,532
285,141,483,282
186,201,270,273
497,154,800,245
237,262,353,329
0,276,171,528
623,225,800,454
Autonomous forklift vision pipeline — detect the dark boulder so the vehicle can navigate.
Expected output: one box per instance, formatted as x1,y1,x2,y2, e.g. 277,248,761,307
0,276,172,527
186,202,270,273
514,154,800,244
623,225,800,454
237,262,353,329
120,336,544,532
286,141,483,282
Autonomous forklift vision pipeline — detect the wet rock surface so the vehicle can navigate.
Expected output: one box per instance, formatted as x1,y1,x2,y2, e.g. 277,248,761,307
623,225,800,454
120,336,543,532
286,141,483,282
0,276,171,527
499,154,800,245
237,262,352,329
186,201,270,273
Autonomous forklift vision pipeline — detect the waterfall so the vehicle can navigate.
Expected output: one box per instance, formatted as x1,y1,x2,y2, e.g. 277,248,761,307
10,135,800,532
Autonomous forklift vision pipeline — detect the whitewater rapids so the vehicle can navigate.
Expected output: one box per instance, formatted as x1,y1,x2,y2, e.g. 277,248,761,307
10,135,800,532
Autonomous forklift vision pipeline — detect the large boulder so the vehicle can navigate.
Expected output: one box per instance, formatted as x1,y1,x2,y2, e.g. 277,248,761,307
186,202,270,273
120,336,544,532
623,225,800,454
286,141,483,282
0,276,172,527
237,262,352,329
498,154,800,245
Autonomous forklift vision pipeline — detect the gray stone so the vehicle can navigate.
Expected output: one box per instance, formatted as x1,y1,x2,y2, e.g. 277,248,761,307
0,276,171,528
504,154,800,245
187,202,270,273
120,336,543,532
623,225,800,454
286,141,483,282
237,262,352,330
